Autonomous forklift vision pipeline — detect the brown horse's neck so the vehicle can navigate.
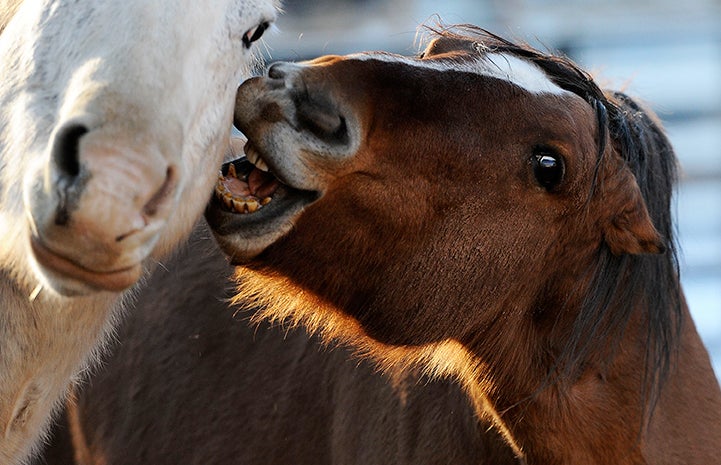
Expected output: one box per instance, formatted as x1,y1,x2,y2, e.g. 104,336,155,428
641,306,721,464
245,260,721,465
243,199,720,464
240,249,721,465
489,307,650,464
470,300,721,465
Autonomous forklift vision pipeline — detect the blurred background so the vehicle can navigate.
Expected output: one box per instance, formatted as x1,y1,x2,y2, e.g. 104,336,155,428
259,0,721,379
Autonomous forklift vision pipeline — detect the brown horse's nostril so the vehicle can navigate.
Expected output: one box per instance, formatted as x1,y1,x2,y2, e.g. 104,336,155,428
267,63,287,80
51,122,88,178
295,98,348,145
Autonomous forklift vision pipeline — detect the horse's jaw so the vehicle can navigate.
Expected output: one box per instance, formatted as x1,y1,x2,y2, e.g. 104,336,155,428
206,155,321,263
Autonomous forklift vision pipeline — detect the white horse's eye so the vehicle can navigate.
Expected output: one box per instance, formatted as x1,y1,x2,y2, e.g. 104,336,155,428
242,22,269,49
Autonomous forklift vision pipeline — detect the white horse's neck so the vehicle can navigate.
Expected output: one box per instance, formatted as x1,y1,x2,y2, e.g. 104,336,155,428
0,203,121,462
0,277,123,463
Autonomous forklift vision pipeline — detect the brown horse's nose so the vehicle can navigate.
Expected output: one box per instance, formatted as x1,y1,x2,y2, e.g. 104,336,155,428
264,62,296,92
267,62,287,80
295,96,347,144
258,62,348,145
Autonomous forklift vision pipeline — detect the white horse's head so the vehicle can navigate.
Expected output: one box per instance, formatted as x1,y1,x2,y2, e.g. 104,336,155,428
0,0,279,295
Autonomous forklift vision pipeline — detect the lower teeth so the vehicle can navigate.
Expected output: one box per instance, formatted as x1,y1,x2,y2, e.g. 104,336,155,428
215,184,272,214
215,162,274,214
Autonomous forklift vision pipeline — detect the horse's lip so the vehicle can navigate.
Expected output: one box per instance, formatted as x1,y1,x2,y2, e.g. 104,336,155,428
29,236,141,292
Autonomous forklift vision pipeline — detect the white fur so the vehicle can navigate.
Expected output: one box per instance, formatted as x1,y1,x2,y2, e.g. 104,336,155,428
346,51,570,96
0,0,278,463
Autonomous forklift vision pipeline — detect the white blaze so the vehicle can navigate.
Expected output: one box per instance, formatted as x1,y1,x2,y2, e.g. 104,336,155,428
346,51,570,96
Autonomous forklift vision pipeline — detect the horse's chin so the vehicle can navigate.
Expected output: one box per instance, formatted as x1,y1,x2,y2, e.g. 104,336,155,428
28,235,144,296
205,158,320,264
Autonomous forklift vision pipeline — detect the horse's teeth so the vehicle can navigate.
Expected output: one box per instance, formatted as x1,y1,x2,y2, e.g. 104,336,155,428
246,199,260,213
223,193,234,209
245,146,259,164
227,163,238,179
245,146,269,172
231,199,244,213
217,190,268,214
253,157,269,172
230,198,261,214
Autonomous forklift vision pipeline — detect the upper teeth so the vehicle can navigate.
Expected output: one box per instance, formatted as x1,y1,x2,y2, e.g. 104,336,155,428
245,145,269,172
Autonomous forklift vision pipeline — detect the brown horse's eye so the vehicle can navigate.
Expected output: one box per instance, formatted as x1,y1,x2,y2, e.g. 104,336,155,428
531,148,565,190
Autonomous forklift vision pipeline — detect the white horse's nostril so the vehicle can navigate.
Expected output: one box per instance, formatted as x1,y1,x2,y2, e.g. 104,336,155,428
143,166,177,217
51,122,89,178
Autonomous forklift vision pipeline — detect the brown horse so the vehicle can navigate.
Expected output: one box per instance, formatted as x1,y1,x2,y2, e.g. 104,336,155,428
42,26,720,465
208,25,721,464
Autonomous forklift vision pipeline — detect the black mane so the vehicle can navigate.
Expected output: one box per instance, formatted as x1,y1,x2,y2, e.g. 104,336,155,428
426,24,682,415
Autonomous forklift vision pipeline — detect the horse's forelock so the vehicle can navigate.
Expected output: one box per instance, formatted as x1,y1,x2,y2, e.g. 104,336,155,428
421,23,607,102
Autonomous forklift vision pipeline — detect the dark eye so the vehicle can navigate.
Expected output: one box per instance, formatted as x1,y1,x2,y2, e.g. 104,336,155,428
531,148,565,190
242,21,269,49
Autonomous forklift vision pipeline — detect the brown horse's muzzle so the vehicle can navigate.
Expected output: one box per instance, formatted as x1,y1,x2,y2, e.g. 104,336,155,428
206,60,365,263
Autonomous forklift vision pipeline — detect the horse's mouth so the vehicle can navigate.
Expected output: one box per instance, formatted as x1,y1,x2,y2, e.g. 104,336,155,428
205,140,319,261
212,141,278,215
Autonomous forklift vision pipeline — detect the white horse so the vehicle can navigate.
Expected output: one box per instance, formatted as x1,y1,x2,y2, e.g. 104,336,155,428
0,0,278,463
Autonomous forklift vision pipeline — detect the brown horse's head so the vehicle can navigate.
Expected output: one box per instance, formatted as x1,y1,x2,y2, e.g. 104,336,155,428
207,27,679,405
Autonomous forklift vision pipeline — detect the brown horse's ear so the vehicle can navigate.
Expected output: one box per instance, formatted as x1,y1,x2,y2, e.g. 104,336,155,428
600,167,665,256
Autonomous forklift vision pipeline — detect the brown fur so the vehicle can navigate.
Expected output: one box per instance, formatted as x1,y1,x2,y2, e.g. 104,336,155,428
37,223,518,465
